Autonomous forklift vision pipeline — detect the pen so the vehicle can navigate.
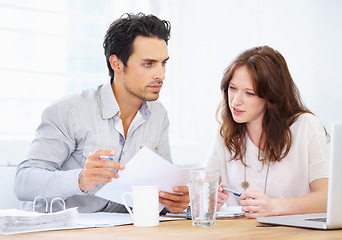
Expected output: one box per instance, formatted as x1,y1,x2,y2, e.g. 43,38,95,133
222,187,242,197
99,155,114,161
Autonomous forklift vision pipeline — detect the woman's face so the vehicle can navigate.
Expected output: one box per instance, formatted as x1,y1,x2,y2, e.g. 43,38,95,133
228,66,267,128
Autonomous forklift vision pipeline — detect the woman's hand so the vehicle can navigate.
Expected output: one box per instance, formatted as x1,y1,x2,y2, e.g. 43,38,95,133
217,184,229,211
240,179,328,218
240,189,277,218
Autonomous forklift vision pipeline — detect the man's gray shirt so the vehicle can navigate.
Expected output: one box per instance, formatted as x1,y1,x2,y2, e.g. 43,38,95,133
15,82,171,213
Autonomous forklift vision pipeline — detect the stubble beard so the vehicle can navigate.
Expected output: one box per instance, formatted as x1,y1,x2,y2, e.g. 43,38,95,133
125,84,161,102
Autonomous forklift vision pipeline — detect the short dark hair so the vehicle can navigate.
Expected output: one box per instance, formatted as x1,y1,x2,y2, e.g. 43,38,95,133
103,13,171,82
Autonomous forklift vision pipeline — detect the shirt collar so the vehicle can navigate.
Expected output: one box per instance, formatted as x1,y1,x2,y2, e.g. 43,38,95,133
100,82,151,120
100,82,120,119
139,101,151,120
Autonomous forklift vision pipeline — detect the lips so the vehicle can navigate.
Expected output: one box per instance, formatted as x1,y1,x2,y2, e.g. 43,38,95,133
232,107,245,115
148,85,162,92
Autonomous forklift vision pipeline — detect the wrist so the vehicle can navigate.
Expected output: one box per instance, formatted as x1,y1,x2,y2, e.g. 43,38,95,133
271,198,284,216
78,170,89,194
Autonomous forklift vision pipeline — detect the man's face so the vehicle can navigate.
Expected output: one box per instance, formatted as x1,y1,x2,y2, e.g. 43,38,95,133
121,35,169,102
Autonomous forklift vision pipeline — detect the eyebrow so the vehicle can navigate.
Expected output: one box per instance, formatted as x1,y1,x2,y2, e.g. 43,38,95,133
245,88,255,92
229,82,255,92
142,57,170,62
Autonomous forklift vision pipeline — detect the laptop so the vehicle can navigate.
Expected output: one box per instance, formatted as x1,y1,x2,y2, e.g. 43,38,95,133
257,121,342,229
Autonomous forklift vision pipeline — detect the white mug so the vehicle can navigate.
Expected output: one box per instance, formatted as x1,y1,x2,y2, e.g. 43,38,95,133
122,185,160,227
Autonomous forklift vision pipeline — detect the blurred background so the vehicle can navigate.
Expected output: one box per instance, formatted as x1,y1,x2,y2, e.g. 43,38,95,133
0,0,341,168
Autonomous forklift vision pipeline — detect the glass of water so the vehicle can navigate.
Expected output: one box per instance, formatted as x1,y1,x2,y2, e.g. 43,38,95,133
188,170,219,227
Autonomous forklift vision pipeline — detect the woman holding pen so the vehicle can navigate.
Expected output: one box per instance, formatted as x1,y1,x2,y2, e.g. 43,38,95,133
206,46,329,218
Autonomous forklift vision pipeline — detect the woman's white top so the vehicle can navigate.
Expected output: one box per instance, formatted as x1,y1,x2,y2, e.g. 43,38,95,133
206,113,329,206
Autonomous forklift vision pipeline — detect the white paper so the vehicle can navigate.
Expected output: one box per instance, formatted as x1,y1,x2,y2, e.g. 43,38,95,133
0,211,185,235
216,206,244,218
77,212,133,227
0,208,79,235
95,147,189,211
166,206,244,218
77,212,184,227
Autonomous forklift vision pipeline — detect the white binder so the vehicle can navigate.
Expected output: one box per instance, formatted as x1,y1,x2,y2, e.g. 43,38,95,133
0,196,78,235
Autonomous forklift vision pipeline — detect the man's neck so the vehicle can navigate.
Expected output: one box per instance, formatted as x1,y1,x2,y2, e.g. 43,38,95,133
112,82,143,138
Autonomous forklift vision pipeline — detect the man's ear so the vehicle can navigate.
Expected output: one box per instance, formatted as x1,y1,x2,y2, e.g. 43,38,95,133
109,54,123,72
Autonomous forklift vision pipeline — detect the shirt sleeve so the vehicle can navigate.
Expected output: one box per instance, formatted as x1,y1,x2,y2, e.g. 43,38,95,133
14,100,83,201
205,131,222,171
205,130,230,184
305,114,329,182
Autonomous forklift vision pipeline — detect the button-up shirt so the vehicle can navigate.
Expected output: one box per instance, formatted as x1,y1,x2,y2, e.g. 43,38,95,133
15,82,171,213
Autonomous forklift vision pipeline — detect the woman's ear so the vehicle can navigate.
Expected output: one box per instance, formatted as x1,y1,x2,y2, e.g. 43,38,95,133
109,54,123,72
266,101,270,110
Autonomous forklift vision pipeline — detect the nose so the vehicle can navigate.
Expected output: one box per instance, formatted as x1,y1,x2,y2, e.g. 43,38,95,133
232,92,243,106
153,64,166,81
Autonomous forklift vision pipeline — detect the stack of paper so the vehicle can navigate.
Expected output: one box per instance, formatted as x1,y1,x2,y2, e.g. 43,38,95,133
0,208,78,235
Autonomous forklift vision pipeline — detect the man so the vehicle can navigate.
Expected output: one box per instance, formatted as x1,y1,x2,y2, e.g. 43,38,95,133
14,13,189,214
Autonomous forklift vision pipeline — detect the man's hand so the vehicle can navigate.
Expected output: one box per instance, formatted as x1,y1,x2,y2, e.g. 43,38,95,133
78,149,125,192
159,186,189,214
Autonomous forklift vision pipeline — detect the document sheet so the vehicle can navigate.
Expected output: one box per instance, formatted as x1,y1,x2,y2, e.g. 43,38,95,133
96,147,189,211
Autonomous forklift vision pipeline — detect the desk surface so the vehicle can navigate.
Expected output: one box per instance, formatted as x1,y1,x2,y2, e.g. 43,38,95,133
1,217,342,240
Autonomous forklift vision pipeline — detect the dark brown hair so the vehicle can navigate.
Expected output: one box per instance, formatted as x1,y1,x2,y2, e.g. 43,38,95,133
103,13,171,82
218,46,312,165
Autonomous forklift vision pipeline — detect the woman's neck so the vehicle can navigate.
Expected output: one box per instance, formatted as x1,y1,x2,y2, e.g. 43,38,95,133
246,123,265,150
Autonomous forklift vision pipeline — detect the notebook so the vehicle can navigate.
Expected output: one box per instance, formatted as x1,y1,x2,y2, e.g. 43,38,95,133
257,121,342,229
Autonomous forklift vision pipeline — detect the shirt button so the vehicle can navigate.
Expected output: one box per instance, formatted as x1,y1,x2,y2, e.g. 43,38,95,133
155,147,158,151
122,151,125,155
140,145,143,149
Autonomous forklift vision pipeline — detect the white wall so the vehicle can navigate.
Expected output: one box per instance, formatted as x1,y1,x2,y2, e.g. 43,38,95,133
167,0,342,167
2,0,341,168
0,167,21,209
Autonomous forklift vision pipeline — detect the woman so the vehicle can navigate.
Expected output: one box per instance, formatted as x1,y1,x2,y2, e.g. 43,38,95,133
207,46,329,218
